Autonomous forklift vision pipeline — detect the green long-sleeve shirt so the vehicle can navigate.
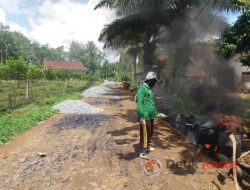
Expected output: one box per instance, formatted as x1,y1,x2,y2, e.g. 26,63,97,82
136,83,158,120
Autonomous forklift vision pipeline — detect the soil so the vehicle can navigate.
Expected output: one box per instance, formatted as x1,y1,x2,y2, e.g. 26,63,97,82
0,86,241,190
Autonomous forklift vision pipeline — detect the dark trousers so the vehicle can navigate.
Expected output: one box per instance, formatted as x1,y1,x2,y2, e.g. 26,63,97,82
140,119,154,149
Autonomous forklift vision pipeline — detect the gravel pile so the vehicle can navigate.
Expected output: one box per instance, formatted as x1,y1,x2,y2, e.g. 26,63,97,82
53,81,120,114
53,100,103,114
83,81,119,97
103,80,121,88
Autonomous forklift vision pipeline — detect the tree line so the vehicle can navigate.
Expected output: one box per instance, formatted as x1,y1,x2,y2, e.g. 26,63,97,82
0,23,106,74
0,21,144,83
0,57,97,82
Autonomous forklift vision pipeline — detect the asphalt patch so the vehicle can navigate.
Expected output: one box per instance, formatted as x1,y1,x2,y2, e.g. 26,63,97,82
51,114,112,131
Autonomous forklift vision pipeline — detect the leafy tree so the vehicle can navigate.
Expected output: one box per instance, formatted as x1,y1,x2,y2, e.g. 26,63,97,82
100,59,117,79
0,22,105,75
0,24,12,63
69,41,103,74
68,41,85,63
50,46,67,61
30,42,48,64
101,59,109,79
0,23,68,65
219,10,250,66
9,32,35,63
32,43,66,63
84,41,102,73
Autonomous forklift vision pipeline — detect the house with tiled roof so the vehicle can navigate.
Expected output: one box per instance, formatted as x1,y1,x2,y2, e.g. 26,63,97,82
229,53,250,93
43,60,86,72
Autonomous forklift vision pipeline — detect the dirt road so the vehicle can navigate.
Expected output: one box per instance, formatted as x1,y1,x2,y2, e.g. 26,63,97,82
0,85,236,190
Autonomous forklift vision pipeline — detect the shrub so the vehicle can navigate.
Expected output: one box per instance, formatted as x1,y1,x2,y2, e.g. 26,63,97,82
5,58,28,81
44,68,56,80
0,64,8,80
54,69,70,80
27,65,44,80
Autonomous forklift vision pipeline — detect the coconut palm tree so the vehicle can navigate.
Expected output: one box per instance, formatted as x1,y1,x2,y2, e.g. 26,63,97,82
95,0,248,74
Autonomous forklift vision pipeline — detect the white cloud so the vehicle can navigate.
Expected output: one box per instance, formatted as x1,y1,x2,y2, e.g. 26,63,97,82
8,21,29,36
0,0,22,13
0,7,29,36
0,8,6,24
0,0,117,60
28,0,115,49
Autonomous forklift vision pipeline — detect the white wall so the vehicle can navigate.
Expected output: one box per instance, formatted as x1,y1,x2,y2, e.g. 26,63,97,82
229,54,250,87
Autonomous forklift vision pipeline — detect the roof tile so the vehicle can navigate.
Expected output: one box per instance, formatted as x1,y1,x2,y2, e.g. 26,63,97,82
43,60,86,71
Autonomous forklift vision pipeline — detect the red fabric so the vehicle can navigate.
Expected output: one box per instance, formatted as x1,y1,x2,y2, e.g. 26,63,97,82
215,116,241,127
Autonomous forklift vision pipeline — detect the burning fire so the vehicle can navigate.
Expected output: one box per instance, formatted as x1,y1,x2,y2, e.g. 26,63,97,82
215,115,241,133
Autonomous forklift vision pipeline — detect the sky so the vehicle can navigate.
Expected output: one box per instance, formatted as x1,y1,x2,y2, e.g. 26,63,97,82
0,0,115,51
0,0,242,54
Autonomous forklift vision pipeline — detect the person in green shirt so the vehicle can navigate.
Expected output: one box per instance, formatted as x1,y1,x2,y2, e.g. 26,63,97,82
136,71,159,159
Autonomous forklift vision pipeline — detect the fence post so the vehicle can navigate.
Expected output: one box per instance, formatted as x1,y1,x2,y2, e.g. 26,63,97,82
64,79,67,92
26,79,29,99
8,93,12,108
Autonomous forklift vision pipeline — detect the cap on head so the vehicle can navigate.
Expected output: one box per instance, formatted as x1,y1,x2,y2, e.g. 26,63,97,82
145,71,159,82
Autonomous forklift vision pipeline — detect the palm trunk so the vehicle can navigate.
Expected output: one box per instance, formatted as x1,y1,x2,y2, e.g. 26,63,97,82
131,52,137,81
143,43,156,74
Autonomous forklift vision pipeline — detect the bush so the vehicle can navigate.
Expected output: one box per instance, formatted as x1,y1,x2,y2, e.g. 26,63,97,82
44,68,56,80
0,64,8,80
27,65,44,80
5,58,28,81
45,69,88,81
54,69,70,80
1,58,44,81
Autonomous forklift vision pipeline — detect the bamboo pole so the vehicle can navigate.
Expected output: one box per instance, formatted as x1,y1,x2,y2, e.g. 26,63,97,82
238,150,250,160
229,133,240,190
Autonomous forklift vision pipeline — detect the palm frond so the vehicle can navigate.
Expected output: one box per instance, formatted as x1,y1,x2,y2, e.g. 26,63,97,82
95,0,166,9
96,0,249,49
98,9,173,48
208,0,248,12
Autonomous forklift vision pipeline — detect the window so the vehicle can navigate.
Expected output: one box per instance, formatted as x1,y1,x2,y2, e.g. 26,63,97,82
242,72,250,82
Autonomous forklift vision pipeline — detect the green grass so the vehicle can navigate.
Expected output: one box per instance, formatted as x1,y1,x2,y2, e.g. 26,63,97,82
0,79,94,143
0,80,89,110
0,105,55,143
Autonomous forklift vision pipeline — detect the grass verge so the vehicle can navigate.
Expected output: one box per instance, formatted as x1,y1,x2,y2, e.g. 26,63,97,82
0,82,92,143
